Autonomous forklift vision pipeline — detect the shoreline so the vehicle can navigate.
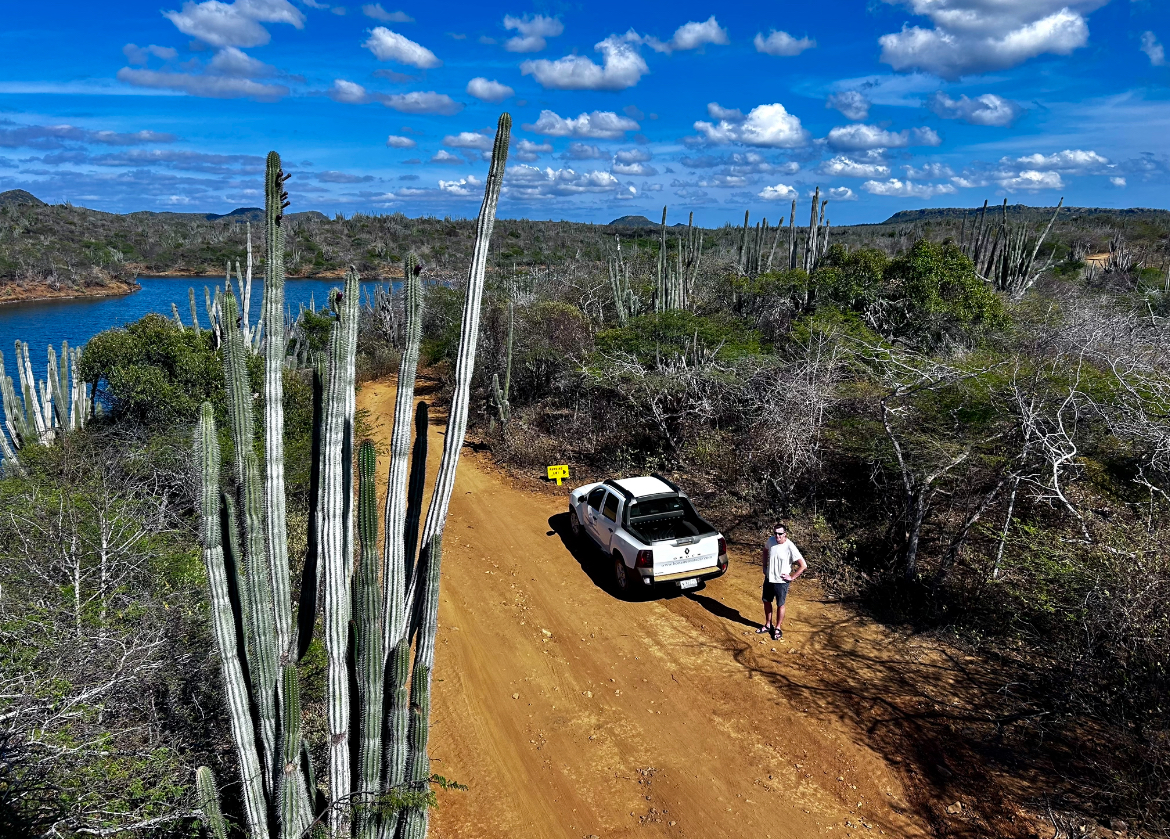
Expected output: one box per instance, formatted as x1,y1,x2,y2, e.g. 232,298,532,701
0,279,142,306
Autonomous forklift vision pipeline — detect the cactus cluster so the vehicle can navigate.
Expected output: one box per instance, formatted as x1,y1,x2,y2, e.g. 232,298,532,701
0,339,90,475
490,280,514,429
655,206,701,312
608,234,640,324
195,113,511,839
734,189,832,279
960,197,1063,298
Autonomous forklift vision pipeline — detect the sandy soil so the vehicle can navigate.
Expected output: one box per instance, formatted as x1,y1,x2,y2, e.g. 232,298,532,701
357,379,1034,839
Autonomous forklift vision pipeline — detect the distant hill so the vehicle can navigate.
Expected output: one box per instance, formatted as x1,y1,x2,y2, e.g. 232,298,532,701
0,189,46,207
608,215,656,228
127,207,329,224
882,204,1170,225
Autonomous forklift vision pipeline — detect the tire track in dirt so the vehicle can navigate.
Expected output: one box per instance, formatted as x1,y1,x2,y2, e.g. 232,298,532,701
360,379,929,839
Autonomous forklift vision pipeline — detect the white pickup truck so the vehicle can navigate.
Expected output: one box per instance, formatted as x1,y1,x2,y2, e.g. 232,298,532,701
567,474,728,596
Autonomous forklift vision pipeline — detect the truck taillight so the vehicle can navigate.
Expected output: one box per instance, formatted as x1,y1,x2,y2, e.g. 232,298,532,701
718,537,727,556
635,550,653,568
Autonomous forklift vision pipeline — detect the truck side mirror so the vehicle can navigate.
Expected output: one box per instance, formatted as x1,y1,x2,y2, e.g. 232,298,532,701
577,495,586,503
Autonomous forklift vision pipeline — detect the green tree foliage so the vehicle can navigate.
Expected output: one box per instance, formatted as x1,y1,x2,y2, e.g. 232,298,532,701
596,310,761,363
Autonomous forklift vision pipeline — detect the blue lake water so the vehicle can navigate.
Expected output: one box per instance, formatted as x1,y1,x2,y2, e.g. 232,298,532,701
0,276,384,386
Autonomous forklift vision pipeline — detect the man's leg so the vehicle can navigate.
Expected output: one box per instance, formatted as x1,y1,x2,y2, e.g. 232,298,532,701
762,600,773,628
776,602,786,628
775,583,790,628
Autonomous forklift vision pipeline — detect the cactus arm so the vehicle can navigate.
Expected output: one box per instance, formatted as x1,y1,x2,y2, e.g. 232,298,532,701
262,153,295,669
195,766,229,839
354,440,384,839
196,405,268,839
0,351,26,447
17,341,48,442
279,664,312,839
189,286,201,333
296,353,326,661
46,345,65,431
322,270,360,836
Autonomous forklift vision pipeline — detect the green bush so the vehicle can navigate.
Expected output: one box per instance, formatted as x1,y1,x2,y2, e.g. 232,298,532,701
596,310,762,362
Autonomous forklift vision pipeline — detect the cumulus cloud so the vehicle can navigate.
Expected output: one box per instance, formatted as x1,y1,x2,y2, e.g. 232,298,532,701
1141,31,1165,66
383,91,460,114
758,182,798,200
820,155,890,178
513,139,552,162
443,131,493,150
827,186,857,201
927,92,1022,127
430,149,464,164
1110,176,1126,187
1014,148,1108,171
521,31,648,90
826,90,869,121
363,27,442,68
207,46,275,77
903,162,954,179
862,178,956,198
317,170,375,183
825,124,941,150
386,134,416,148
162,0,305,49
753,30,815,56
438,175,483,196
329,78,371,103
117,67,288,99
878,0,1107,79
83,148,261,173
466,77,513,102
524,109,639,139
997,169,1064,191
706,102,743,121
362,4,412,22
644,16,729,53
693,102,809,148
123,43,179,64
503,14,563,53
563,142,605,160
505,164,621,198
612,150,656,176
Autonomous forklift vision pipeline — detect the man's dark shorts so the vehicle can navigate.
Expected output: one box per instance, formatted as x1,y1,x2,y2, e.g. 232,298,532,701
762,580,790,606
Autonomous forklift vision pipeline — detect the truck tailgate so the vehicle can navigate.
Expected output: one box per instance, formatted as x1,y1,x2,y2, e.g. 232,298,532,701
651,534,720,579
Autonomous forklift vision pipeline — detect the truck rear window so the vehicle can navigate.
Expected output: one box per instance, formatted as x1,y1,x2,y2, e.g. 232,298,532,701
628,496,684,519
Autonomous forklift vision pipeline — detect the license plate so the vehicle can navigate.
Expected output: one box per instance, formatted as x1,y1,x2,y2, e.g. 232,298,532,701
678,578,698,590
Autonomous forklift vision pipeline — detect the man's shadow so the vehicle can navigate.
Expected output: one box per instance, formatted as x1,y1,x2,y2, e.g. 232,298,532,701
685,592,759,629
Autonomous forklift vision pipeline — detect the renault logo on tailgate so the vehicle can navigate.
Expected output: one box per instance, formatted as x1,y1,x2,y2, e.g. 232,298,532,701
684,548,690,555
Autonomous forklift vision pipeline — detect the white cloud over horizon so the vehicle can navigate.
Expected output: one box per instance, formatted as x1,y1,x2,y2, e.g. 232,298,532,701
754,30,815,57
521,31,649,90
363,27,442,68
524,110,640,139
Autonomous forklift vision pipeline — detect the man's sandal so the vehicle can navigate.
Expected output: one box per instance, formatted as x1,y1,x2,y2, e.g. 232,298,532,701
756,625,773,634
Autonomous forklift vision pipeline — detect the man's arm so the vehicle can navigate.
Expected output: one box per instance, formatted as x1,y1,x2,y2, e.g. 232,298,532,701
790,546,807,580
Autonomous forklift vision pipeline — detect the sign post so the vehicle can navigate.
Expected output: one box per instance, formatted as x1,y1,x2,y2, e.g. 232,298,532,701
546,464,570,486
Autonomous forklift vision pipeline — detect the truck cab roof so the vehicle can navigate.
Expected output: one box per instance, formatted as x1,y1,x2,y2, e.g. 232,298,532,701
612,476,675,498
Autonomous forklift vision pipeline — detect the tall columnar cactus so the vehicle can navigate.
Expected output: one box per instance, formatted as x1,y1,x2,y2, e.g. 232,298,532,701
196,112,511,839
0,340,91,473
490,285,514,429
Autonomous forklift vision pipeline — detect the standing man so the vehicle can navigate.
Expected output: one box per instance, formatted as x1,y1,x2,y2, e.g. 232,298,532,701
758,523,806,640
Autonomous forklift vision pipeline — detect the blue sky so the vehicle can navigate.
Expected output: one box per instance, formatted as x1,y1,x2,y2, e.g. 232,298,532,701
1,0,1167,224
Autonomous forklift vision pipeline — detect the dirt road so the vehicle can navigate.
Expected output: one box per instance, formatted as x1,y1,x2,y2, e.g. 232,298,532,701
360,380,944,839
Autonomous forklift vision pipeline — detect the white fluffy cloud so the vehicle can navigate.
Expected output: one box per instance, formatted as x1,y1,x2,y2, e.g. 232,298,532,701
878,0,1108,79
362,4,412,23
826,90,869,121
758,182,798,200
1014,149,1108,171
524,110,639,139
329,78,370,103
505,164,621,198
1141,31,1165,67
382,91,460,114
996,169,1064,191
465,77,513,102
903,162,955,179
431,149,463,164
827,186,857,201
207,46,274,77
363,27,442,68
563,142,605,160
162,0,305,48
385,134,416,148
753,30,815,56
521,31,648,90
706,102,743,121
503,14,563,53
825,124,941,150
1110,176,1126,187
927,92,1022,127
862,177,956,198
612,149,656,176
645,16,729,53
443,131,493,150
513,139,552,162
693,103,809,148
439,174,483,196
819,155,890,178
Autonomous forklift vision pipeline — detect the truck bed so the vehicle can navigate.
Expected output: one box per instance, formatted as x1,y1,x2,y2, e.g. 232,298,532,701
625,496,716,545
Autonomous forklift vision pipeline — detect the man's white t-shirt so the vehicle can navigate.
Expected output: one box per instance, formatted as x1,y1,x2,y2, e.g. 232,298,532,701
764,536,804,583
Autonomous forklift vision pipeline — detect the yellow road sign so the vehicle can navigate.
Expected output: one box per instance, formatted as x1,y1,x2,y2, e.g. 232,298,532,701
546,464,570,485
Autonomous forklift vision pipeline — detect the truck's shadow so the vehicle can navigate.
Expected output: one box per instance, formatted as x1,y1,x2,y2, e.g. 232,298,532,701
546,511,706,603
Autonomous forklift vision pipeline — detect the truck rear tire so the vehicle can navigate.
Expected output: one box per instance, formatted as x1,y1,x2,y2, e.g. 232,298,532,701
613,554,633,597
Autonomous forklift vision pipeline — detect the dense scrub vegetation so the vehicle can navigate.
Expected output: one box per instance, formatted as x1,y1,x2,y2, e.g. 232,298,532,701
2,198,1168,836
